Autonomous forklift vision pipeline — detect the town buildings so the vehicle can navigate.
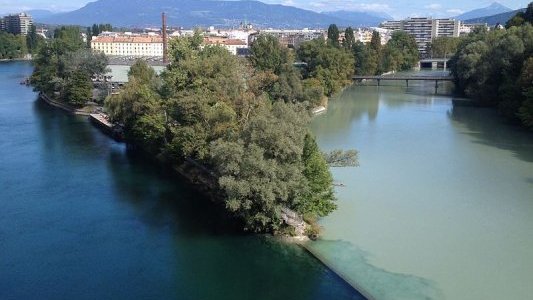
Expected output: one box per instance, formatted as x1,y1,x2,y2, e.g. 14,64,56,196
91,33,164,57
381,17,460,56
0,13,33,35
249,29,324,48
202,36,248,55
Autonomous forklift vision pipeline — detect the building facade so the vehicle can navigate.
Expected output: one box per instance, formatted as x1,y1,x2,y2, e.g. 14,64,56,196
91,34,164,57
380,17,461,57
249,29,325,48
1,13,33,35
203,36,248,55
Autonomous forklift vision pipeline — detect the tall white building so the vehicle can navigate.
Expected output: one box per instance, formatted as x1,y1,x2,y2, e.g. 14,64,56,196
1,12,33,35
381,17,461,57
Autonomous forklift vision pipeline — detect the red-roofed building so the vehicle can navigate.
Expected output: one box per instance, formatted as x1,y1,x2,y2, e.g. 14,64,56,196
203,37,248,55
91,34,164,57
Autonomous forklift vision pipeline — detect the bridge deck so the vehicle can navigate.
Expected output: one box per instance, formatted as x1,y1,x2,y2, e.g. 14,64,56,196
352,76,454,81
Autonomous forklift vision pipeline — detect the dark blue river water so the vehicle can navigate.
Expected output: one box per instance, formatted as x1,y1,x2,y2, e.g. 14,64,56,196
0,61,364,300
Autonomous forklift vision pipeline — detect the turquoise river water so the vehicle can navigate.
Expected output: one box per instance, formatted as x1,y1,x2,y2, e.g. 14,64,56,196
309,75,533,300
0,61,365,299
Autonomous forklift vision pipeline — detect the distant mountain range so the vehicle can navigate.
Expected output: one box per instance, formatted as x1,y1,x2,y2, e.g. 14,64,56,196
26,9,55,20
465,8,525,25
455,2,512,20
322,11,390,27
37,0,386,29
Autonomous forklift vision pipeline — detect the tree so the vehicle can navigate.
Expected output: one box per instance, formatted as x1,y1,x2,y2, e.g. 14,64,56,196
343,27,355,50
327,24,340,47
129,59,159,86
382,30,419,72
297,39,354,95
26,25,42,54
64,69,92,107
428,36,461,58
370,31,382,54
0,32,25,59
298,134,336,217
250,34,288,74
449,23,533,128
104,33,344,233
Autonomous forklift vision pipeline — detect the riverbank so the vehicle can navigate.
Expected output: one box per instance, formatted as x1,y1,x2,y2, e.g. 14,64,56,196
0,56,32,62
39,92,94,116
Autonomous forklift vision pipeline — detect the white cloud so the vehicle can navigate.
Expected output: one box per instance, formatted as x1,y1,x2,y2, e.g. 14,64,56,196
424,3,442,10
308,1,391,12
282,0,295,6
446,9,464,15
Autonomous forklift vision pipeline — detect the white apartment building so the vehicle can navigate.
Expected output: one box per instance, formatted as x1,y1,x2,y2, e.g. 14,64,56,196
91,34,164,57
355,27,392,44
380,17,461,57
1,12,33,35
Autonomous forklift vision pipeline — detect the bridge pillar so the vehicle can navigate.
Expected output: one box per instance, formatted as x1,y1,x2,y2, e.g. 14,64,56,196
377,79,380,86
406,79,409,87
432,62,438,70
435,80,438,93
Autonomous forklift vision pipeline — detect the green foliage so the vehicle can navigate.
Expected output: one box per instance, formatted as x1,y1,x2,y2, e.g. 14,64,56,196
53,26,84,52
298,134,336,217
353,41,378,75
64,69,92,107
249,34,315,103
26,25,43,54
211,102,310,231
327,24,340,47
370,31,382,54
297,39,354,95
382,31,419,72
323,149,359,167
0,31,26,59
343,27,355,50
30,34,108,106
353,30,418,75
106,35,343,233
428,36,461,58
449,23,533,128
129,59,159,87
250,34,288,74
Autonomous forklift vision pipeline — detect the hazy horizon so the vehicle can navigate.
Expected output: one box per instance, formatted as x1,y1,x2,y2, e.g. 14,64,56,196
0,0,530,20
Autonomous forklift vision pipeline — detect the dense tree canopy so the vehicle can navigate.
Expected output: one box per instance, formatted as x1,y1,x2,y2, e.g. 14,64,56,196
31,27,108,107
105,33,340,232
449,23,533,128
297,39,354,96
353,30,419,75
0,32,26,59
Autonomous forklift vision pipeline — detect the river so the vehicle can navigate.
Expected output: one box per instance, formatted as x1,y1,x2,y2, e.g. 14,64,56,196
309,75,533,300
0,62,364,299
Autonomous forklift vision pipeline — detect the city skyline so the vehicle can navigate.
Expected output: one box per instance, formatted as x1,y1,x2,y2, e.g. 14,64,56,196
0,0,530,19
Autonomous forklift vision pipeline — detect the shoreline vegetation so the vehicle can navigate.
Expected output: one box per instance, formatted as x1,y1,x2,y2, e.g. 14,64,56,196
449,4,533,129
28,23,424,239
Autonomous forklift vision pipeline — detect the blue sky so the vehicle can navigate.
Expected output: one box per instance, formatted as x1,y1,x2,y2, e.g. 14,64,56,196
0,0,530,18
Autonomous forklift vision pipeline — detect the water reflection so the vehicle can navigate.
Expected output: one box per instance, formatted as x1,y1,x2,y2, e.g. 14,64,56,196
449,106,533,163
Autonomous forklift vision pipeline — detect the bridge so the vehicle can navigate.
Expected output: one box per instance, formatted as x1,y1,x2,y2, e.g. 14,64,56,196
352,75,454,93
